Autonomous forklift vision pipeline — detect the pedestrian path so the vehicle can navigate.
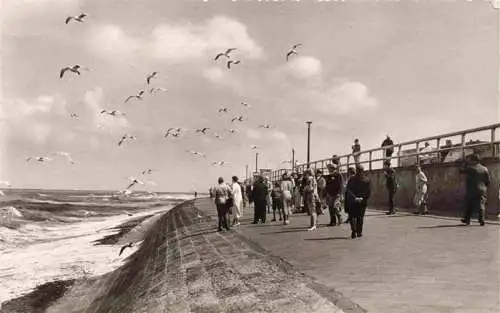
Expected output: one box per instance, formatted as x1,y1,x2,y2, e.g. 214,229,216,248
197,199,500,313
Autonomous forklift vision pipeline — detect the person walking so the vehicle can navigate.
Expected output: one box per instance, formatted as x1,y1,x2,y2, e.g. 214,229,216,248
213,177,232,231
460,154,490,226
231,176,243,226
325,163,343,226
265,178,273,214
345,165,371,239
383,160,398,215
316,169,327,212
381,135,394,164
252,175,269,224
343,167,356,224
245,179,253,209
413,164,429,215
303,169,320,231
352,139,361,165
271,181,284,222
280,173,294,225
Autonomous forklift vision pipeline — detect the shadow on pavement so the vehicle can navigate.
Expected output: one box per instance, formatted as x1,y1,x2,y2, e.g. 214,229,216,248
261,228,309,235
416,224,467,229
304,237,348,241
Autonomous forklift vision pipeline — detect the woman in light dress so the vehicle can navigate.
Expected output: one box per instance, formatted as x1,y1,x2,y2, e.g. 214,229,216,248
280,173,294,225
414,165,429,215
231,176,243,226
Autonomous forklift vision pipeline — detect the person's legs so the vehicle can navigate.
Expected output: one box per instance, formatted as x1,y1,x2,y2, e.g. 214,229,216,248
278,200,283,221
478,195,486,225
388,189,396,214
272,200,277,221
327,196,335,226
357,207,366,237
216,204,224,231
350,216,357,239
462,196,473,225
334,197,342,225
253,201,259,224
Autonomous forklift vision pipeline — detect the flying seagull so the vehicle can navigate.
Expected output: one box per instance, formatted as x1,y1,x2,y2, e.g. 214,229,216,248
65,13,87,24
70,113,79,119
226,129,238,134
195,128,209,134
100,110,125,117
141,169,154,175
126,177,145,190
250,145,259,150
259,124,272,129
214,48,237,61
118,134,136,146
26,156,53,162
0,181,11,188
227,60,241,69
231,116,244,123
124,90,145,103
149,87,167,94
119,242,134,256
212,161,227,167
146,72,158,85
164,127,181,137
218,108,229,113
214,134,223,140
60,65,85,79
53,152,75,164
187,150,206,158
241,102,251,107
286,43,302,61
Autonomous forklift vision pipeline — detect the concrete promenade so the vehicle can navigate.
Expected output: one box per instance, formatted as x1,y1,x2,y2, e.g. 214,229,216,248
197,198,500,313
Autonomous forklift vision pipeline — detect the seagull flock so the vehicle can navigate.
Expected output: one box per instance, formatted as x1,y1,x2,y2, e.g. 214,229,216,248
18,11,305,196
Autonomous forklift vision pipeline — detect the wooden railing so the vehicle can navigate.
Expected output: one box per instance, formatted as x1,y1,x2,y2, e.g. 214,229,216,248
269,123,500,183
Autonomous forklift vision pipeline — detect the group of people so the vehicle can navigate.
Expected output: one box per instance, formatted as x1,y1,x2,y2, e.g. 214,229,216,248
209,151,491,237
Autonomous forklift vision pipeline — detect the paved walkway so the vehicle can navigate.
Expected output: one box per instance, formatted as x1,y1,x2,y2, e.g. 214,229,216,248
197,199,500,313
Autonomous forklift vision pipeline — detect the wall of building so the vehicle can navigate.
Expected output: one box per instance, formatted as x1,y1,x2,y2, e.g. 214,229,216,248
365,160,500,219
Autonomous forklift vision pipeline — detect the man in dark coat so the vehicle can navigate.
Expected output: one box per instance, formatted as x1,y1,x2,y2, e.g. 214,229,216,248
252,175,269,224
460,154,490,226
383,160,398,215
325,163,343,226
381,135,394,164
345,165,371,239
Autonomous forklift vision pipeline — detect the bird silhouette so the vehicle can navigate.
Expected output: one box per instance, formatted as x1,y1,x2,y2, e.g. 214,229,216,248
70,113,79,119
241,102,250,107
250,145,258,150
124,90,145,103
65,13,87,24
118,134,136,146
165,127,181,137
231,116,244,122
218,108,229,113
141,169,153,175
60,65,83,79
26,156,53,162
149,87,167,94
286,43,302,61
195,128,209,134
119,242,134,256
146,72,158,85
214,48,237,61
227,60,241,69
187,150,206,158
100,110,125,117
226,129,238,133
126,178,145,190
259,124,272,129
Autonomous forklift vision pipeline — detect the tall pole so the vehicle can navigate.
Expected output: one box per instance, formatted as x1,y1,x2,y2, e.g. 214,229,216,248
255,152,259,174
292,148,295,171
306,121,312,169
245,164,249,180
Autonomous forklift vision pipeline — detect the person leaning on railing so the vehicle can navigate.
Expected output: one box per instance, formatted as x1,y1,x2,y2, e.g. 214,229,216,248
459,154,490,226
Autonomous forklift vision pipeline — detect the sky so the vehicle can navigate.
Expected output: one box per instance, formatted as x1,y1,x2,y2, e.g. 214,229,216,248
0,0,498,192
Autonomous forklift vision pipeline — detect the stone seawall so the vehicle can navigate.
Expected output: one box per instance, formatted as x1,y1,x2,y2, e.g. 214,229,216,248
366,160,500,218
12,199,350,313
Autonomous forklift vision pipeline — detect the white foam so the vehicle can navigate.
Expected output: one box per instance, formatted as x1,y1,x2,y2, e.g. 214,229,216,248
0,205,173,304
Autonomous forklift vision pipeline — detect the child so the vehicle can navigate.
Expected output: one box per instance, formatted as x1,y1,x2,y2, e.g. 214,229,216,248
271,181,284,222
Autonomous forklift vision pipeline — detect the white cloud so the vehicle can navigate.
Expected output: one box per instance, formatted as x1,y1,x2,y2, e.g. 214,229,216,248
272,131,288,141
203,67,225,83
287,56,322,78
87,16,263,63
84,88,130,134
246,129,262,139
0,95,67,145
324,82,378,112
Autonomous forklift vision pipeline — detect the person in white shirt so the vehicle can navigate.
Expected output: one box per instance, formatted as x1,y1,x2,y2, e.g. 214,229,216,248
231,176,243,226
280,173,295,225
414,164,429,215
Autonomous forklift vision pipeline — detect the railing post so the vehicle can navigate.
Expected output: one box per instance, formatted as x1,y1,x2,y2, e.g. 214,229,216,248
436,138,441,164
461,133,466,160
369,151,372,171
417,141,422,165
397,145,402,167
491,127,496,158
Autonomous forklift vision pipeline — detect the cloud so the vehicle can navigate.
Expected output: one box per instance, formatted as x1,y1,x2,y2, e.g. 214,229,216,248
324,81,378,112
0,94,67,145
246,129,262,139
271,131,288,141
87,16,263,63
202,67,225,83
84,88,130,134
287,56,322,78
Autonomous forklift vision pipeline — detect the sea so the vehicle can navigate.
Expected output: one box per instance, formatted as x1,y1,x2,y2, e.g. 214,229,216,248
0,188,193,305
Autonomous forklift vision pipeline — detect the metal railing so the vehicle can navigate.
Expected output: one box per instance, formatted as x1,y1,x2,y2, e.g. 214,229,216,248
270,123,500,183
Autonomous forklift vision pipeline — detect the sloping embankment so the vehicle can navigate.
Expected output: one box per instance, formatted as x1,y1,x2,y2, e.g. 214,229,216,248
3,199,362,313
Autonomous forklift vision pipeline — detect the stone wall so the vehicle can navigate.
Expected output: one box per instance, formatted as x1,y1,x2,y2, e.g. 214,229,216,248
366,160,500,219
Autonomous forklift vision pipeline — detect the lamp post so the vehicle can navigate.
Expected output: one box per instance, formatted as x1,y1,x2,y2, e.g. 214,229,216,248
306,121,312,169
255,152,259,174
292,148,295,171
